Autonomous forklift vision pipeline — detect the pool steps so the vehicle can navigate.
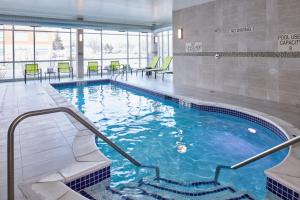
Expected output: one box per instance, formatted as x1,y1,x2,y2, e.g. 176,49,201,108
83,177,255,200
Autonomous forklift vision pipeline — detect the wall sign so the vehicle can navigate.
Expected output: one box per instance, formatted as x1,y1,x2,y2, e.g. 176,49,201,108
185,42,202,53
229,26,254,33
278,33,300,52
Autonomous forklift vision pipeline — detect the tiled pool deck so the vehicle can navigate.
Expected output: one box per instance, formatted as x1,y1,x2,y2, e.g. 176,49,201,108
0,73,300,200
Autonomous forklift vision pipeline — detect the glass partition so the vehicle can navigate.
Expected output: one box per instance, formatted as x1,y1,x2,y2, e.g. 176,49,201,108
0,25,75,80
84,30,150,73
156,30,173,70
0,27,13,79
0,24,151,80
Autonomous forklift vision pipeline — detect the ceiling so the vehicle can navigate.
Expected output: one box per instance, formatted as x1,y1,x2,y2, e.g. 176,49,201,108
0,0,215,28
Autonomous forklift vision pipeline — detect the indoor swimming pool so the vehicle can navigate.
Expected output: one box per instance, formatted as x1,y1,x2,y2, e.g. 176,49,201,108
54,81,288,199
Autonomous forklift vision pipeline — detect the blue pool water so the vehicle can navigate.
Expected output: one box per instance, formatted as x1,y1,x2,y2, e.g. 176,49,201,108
54,82,288,199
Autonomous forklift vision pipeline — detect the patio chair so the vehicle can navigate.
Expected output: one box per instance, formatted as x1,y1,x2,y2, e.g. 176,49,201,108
135,56,160,77
146,56,173,79
87,61,100,77
24,63,42,84
110,61,121,76
58,62,73,80
158,57,174,80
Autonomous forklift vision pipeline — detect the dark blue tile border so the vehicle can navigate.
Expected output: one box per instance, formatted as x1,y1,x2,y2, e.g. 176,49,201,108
51,79,110,88
142,182,236,196
66,166,110,194
190,104,288,141
227,194,255,200
79,191,97,200
267,177,299,200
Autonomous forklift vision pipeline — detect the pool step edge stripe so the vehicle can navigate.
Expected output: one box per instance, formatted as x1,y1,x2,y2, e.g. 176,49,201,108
139,182,236,197
156,177,218,186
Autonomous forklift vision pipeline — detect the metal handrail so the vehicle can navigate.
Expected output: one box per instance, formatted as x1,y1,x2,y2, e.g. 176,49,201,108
213,135,300,183
113,65,129,81
7,107,160,200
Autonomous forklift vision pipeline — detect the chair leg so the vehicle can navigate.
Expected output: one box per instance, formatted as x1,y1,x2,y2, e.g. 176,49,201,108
155,72,157,79
162,73,165,80
24,74,27,84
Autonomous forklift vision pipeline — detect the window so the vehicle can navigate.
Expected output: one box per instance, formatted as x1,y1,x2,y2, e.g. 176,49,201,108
0,25,75,80
35,28,73,78
0,28,13,62
14,27,34,78
84,31,101,59
128,34,139,58
0,27,13,79
83,30,101,73
169,31,173,56
169,31,173,70
158,32,163,65
155,29,173,70
35,31,71,61
14,30,34,61
102,33,127,59
163,31,169,57
0,24,151,80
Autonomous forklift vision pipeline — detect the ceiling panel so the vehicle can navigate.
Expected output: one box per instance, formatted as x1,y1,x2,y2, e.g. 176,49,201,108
0,0,215,27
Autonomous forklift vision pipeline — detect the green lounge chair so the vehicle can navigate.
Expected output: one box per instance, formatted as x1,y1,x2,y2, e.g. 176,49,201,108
58,62,73,80
110,61,121,76
146,56,173,79
24,63,41,84
87,61,100,77
136,56,160,77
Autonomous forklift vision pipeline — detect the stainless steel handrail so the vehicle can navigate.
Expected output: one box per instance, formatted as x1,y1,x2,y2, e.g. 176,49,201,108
7,107,160,200
213,135,300,183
